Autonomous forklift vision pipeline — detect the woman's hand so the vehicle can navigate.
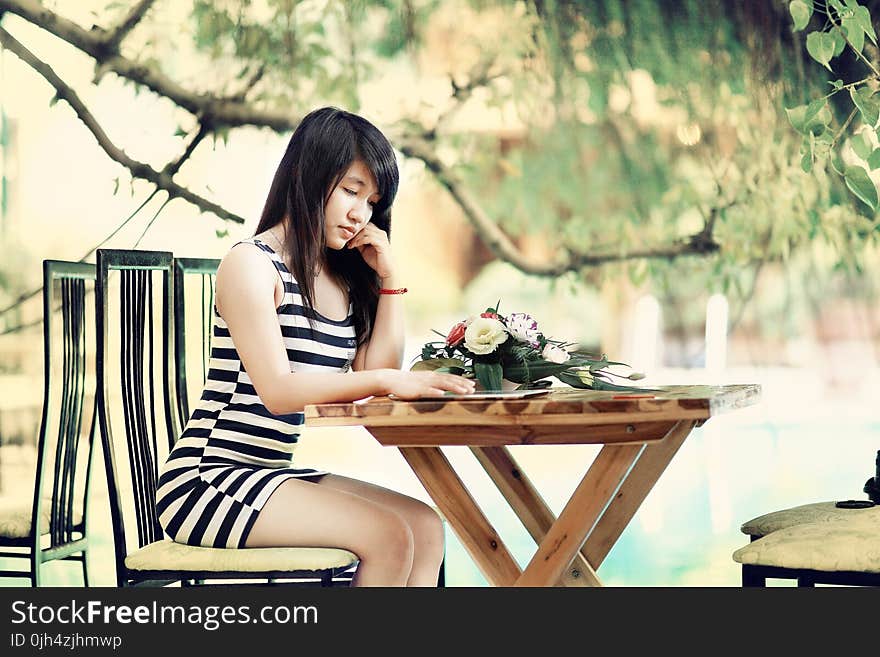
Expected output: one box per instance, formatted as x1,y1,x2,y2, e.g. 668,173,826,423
347,224,395,280
382,370,476,399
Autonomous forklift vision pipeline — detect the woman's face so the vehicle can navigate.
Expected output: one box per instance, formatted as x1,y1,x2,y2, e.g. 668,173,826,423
324,159,381,250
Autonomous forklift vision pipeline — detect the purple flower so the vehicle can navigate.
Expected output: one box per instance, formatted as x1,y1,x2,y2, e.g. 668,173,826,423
506,312,539,344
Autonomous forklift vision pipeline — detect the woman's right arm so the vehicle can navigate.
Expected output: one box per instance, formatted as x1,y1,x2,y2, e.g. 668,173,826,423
214,244,474,414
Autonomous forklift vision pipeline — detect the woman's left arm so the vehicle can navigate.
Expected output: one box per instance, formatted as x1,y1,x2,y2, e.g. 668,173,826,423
348,223,406,371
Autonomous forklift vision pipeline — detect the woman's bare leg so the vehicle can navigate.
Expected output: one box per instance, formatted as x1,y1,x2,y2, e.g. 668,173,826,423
316,474,445,587
245,477,414,587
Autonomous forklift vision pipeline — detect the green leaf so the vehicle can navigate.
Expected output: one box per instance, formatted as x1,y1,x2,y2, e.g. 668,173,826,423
215,228,229,239
850,86,880,126
830,79,845,90
112,177,120,195
831,150,846,175
851,131,872,159
832,28,847,56
806,31,836,70
868,148,880,169
842,16,865,52
555,370,656,392
844,165,878,210
174,126,188,138
785,98,826,133
473,361,503,391
503,360,573,383
411,357,467,372
790,0,812,30
801,152,813,173
855,5,877,44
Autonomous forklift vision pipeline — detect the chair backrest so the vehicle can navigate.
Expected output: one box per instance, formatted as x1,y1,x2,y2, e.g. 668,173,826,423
172,257,220,430
95,249,176,584
30,260,97,550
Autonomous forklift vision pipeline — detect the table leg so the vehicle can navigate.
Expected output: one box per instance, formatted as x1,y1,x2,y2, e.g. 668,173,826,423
398,446,522,586
582,419,696,569
514,444,643,587
471,446,602,587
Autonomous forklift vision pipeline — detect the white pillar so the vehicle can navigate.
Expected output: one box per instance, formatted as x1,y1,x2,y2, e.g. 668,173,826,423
705,293,729,377
631,294,661,375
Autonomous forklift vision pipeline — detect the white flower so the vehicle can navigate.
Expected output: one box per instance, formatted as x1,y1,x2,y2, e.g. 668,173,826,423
506,312,539,344
463,314,478,327
464,317,509,355
542,343,570,363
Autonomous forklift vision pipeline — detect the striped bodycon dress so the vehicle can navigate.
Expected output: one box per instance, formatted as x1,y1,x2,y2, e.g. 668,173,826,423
156,238,357,548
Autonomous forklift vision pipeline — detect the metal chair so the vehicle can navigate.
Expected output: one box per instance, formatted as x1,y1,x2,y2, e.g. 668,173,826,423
96,249,357,586
172,257,220,431
0,260,97,585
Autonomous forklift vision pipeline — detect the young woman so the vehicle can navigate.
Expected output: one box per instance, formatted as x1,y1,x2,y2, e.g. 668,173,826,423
156,107,475,586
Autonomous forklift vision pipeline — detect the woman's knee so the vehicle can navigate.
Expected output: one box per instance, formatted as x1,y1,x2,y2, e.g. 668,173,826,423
408,502,445,553
360,507,415,566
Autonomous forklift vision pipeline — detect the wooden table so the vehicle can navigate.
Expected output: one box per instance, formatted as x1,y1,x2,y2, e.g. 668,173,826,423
304,384,760,587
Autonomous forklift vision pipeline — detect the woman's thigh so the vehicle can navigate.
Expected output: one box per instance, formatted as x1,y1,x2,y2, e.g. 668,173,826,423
244,476,409,551
316,474,442,532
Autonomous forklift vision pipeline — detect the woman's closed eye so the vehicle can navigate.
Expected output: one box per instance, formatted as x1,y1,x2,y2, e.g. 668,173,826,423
344,188,376,208
344,188,373,204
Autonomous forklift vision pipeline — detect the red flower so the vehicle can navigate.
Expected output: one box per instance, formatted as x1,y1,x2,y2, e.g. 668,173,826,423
480,312,500,319
446,321,467,347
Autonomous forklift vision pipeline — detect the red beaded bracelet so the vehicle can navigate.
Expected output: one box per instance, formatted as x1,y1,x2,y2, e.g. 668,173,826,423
379,287,408,295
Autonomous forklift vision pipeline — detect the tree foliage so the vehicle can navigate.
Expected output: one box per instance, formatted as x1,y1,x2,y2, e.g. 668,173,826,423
0,0,877,307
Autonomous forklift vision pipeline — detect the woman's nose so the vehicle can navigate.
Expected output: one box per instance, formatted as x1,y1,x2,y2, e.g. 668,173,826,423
350,200,371,222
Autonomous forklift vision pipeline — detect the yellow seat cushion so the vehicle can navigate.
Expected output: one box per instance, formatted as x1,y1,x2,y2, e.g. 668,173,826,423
740,501,880,538
733,516,880,573
124,539,358,573
0,497,84,539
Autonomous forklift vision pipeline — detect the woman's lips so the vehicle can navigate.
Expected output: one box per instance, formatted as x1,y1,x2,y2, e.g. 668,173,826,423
340,226,356,239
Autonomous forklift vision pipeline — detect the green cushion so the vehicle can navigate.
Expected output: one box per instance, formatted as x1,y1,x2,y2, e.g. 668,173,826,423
0,497,83,539
124,539,358,573
740,501,880,538
733,515,880,572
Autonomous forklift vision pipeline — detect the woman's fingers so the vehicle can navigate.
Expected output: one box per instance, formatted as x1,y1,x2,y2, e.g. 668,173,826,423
436,373,475,393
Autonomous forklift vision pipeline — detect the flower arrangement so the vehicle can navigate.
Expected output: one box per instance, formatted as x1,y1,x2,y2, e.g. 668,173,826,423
411,301,649,392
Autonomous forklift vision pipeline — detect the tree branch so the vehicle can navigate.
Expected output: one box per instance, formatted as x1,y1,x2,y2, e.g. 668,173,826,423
397,135,719,277
0,0,295,130
103,0,156,51
164,122,210,176
0,25,244,224
434,56,503,134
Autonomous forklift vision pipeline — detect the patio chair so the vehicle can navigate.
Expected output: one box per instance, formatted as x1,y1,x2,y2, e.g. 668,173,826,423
172,257,220,430
733,512,880,586
0,260,97,586
95,249,357,586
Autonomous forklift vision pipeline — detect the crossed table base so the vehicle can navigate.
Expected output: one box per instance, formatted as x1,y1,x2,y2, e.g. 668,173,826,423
305,385,759,587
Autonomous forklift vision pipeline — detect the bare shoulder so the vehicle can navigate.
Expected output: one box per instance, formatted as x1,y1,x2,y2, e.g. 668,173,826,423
215,241,279,315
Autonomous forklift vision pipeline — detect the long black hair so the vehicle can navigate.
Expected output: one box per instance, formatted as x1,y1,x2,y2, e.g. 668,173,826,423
254,107,399,348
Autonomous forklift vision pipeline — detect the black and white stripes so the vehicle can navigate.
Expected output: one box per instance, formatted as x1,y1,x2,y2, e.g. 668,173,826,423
156,239,357,548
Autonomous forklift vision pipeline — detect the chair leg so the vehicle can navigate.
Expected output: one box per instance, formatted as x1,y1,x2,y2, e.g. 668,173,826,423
81,552,89,587
30,558,40,587
742,565,765,587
